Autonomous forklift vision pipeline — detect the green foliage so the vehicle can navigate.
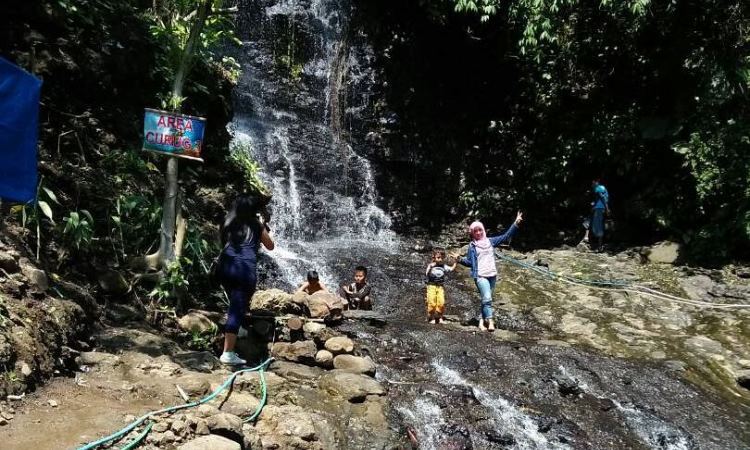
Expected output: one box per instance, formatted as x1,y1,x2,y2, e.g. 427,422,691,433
2,370,20,385
189,324,218,350
452,0,651,58
111,194,163,257
184,224,221,276
228,141,270,196
102,148,160,177
148,0,242,105
149,258,190,303
12,181,58,229
276,54,304,82
62,210,95,250
10,178,60,259
160,93,188,112
674,121,750,257
216,56,242,84
429,0,750,259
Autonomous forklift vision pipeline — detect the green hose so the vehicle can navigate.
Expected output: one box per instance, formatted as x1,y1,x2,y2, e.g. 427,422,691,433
118,421,152,450
75,357,273,450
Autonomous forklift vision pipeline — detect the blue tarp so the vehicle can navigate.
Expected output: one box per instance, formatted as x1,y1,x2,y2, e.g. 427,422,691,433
0,57,42,203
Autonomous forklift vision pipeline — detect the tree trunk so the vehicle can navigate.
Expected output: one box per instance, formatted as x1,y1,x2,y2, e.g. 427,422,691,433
148,0,213,269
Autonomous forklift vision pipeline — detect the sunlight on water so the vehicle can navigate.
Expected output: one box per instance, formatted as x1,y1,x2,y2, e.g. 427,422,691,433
614,401,694,450
556,365,694,450
397,398,446,450
433,362,571,450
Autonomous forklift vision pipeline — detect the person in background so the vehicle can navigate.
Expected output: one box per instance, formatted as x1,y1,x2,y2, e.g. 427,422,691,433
339,265,372,310
424,248,457,324
453,212,523,331
296,270,329,295
215,194,274,365
582,179,609,252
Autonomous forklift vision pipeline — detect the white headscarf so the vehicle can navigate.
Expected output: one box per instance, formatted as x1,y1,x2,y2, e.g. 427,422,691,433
469,221,491,250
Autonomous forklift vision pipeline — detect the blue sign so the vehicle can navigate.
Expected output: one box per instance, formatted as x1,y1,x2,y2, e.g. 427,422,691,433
143,108,206,161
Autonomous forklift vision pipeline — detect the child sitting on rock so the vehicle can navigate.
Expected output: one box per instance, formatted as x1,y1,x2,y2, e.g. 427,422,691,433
338,265,372,310
425,248,457,324
296,270,328,295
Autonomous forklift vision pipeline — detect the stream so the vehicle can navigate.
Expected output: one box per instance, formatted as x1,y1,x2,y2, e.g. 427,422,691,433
229,0,750,448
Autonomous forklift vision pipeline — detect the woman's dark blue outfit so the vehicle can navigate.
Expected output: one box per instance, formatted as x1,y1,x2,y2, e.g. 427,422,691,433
217,222,261,334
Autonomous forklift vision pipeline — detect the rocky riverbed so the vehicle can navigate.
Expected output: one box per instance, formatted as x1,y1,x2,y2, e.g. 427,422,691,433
2,241,749,449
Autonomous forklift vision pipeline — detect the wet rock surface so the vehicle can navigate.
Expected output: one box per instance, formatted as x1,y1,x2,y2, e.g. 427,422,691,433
337,243,750,449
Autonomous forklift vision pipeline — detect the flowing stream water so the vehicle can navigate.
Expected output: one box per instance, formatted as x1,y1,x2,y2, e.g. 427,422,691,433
231,1,750,448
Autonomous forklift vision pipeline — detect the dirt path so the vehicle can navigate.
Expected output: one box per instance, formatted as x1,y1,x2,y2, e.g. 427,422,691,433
3,325,210,450
2,318,398,450
4,378,166,450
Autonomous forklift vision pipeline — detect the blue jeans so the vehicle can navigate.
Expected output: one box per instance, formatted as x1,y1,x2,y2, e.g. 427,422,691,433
591,208,605,238
474,276,497,319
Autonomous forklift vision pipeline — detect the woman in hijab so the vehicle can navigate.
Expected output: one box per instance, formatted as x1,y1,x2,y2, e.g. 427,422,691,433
453,212,523,331
216,194,274,365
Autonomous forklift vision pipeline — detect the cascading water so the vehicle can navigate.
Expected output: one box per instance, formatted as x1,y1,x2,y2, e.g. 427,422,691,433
231,0,393,287
434,362,570,450
231,2,750,449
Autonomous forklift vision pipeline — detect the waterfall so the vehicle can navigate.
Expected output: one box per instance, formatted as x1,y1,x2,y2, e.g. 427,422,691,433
231,0,394,288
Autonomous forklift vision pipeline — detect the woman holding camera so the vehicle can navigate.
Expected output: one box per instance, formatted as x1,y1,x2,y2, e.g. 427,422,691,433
216,194,274,365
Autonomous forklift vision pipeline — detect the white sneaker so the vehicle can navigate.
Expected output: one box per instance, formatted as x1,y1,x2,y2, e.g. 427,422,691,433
219,352,246,365
237,326,248,338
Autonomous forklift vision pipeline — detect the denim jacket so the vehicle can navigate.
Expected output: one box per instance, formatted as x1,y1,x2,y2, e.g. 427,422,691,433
458,224,518,278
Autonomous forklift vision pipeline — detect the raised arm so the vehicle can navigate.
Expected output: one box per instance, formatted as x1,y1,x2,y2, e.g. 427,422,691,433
490,211,523,247
260,225,274,250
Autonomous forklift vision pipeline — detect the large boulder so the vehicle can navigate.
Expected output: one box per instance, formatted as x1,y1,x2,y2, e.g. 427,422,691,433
319,370,385,402
251,288,301,314
315,350,334,369
97,270,129,295
333,354,376,376
303,321,327,338
179,435,240,450
306,292,344,319
307,297,330,319
292,290,309,305
270,361,324,381
324,336,354,355
0,250,19,273
177,311,217,334
205,412,244,436
209,389,261,417
643,241,682,264
19,257,48,291
256,404,329,449
174,374,211,397
271,340,317,364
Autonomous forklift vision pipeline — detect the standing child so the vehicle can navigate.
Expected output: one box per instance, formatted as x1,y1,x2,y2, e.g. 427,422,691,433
339,265,372,310
425,248,457,324
296,270,329,295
